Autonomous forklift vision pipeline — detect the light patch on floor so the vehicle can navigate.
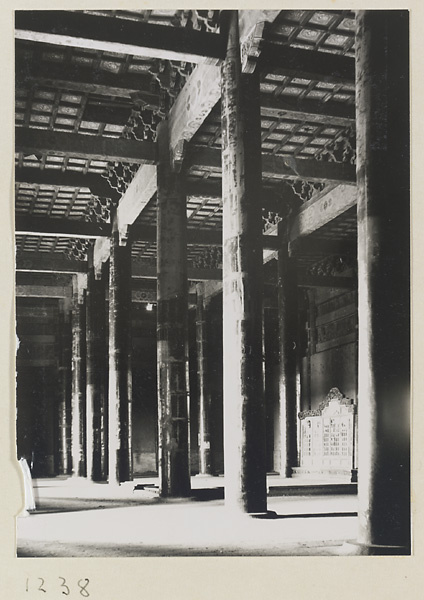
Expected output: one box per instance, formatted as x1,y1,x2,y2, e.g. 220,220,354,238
17,484,358,557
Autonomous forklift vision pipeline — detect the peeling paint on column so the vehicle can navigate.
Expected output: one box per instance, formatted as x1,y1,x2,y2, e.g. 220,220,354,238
221,11,266,514
108,215,133,484
157,120,190,498
57,300,71,475
71,276,86,478
86,249,108,481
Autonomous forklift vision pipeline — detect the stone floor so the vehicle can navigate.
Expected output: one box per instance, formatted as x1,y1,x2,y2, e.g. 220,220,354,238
17,475,360,557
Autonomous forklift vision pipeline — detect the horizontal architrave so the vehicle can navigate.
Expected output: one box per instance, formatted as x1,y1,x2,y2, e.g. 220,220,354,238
132,260,222,282
260,94,355,126
16,133,355,184
15,127,157,165
15,167,119,201
16,215,111,239
16,252,87,274
117,164,157,243
15,11,225,63
297,273,355,290
16,284,72,298
259,43,355,85
130,225,281,250
187,146,357,184
288,184,357,241
289,236,357,257
16,55,157,101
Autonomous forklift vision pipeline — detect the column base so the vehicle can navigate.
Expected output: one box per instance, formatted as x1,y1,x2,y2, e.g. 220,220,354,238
341,541,411,556
249,510,278,519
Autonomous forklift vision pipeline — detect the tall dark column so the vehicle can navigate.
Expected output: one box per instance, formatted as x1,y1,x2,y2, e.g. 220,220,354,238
156,120,190,497
108,213,133,484
355,11,410,553
57,298,71,475
71,275,87,478
86,248,108,481
306,289,317,412
277,234,298,478
221,11,266,513
196,283,211,475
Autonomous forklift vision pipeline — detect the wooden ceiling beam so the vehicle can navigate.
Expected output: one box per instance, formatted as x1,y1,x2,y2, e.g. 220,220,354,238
260,94,355,126
167,10,281,167
15,167,119,201
16,215,111,239
259,43,355,85
187,146,357,184
32,93,354,131
16,284,72,299
297,273,355,290
132,261,222,282
15,11,225,63
15,167,293,213
16,252,87,274
288,184,357,241
15,127,156,164
15,216,280,251
117,164,157,244
82,103,132,127
16,54,157,101
289,236,356,257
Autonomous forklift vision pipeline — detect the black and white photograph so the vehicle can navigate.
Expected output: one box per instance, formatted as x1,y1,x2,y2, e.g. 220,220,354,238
9,2,413,575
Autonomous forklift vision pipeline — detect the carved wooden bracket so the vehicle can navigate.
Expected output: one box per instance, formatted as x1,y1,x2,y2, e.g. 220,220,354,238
171,138,188,173
93,237,110,280
73,273,88,305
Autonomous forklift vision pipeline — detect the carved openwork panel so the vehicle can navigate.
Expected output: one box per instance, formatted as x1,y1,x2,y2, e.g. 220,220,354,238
299,387,355,472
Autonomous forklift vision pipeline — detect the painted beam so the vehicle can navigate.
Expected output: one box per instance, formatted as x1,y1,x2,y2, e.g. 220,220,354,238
15,11,225,63
16,272,73,287
15,127,156,165
297,273,355,290
16,252,87,274
259,43,355,85
16,53,156,101
167,10,280,165
260,94,355,126
187,146,357,184
131,224,281,250
15,253,355,291
16,202,355,252
289,237,357,257
132,260,221,282
15,167,119,201
288,184,357,241
117,164,157,245
16,215,111,239
15,166,293,213
15,284,72,298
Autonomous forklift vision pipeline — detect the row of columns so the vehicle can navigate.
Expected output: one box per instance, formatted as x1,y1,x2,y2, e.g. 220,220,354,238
54,10,409,552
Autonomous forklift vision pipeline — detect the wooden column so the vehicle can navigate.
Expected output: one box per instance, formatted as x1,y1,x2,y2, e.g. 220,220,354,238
86,248,108,481
355,11,410,553
157,120,190,497
196,283,211,475
71,275,87,478
306,289,317,412
277,234,298,478
57,298,71,475
221,11,266,513
108,213,133,484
